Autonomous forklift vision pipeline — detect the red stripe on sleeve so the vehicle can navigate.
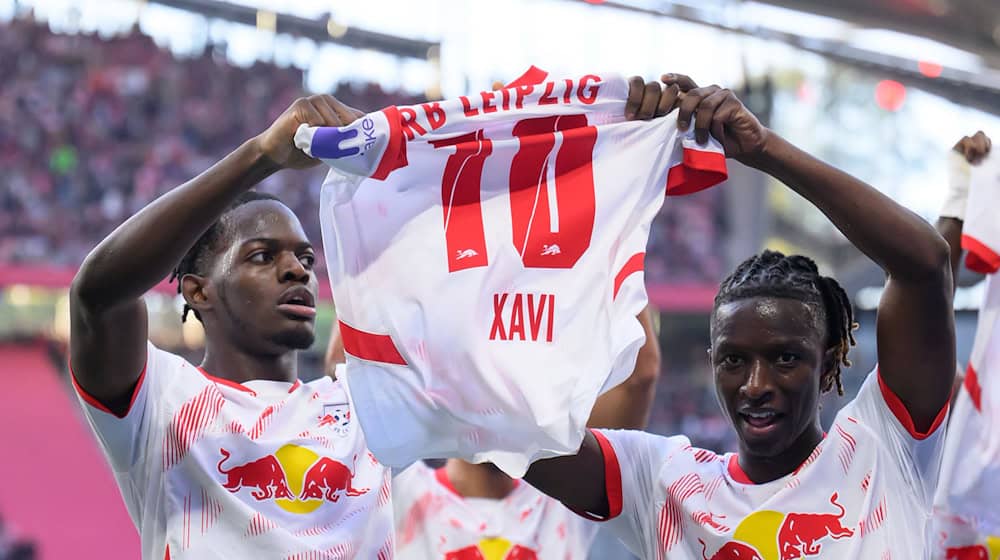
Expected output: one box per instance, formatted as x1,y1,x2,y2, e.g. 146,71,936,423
339,320,408,366
70,358,148,419
371,106,408,180
613,252,645,300
961,233,1000,274
877,369,950,440
590,429,624,520
666,148,728,196
965,364,983,412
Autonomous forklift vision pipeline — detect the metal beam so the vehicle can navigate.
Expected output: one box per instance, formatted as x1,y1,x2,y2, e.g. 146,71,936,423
152,0,438,60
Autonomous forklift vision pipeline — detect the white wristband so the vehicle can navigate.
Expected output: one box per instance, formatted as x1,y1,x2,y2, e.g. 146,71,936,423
940,150,971,220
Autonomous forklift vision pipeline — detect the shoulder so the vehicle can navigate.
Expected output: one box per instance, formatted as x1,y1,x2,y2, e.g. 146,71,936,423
596,429,724,480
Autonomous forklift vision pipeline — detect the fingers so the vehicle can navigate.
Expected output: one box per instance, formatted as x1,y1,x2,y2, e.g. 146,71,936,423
635,82,663,120
661,73,699,92
625,76,645,120
657,83,680,118
693,88,731,145
676,85,720,131
309,95,343,127
294,97,328,127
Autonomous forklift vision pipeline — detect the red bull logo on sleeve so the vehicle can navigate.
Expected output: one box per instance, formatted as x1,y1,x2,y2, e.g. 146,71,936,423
217,444,369,515
696,493,854,560
443,538,538,560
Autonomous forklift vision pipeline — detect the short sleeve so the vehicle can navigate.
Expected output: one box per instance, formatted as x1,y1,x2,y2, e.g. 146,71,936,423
962,153,1000,273
664,123,727,197
591,429,685,558
845,369,948,503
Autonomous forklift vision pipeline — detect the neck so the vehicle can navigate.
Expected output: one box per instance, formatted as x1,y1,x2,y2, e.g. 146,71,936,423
444,459,516,500
737,423,824,484
200,341,298,384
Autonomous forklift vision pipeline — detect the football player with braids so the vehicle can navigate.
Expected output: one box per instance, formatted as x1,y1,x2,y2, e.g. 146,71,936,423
525,74,956,560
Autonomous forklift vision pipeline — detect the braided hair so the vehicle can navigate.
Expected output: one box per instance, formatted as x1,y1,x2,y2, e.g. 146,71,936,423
712,249,858,395
169,191,284,323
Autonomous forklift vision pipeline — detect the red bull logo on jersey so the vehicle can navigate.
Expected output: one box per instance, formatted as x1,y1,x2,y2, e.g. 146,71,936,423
444,538,538,560
697,493,854,560
945,537,1000,560
217,444,368,514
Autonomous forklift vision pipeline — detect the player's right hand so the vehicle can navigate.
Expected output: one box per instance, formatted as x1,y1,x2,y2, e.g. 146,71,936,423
954,131,992,165
255,95,365,170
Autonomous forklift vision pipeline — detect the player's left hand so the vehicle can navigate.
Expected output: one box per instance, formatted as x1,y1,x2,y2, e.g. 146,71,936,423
954,131,992,165
660,73,770,164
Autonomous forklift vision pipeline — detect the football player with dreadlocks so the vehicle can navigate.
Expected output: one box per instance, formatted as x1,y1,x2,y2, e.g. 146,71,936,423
525,74,956,560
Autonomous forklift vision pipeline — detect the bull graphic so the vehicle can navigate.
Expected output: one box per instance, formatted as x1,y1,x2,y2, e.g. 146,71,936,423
699,539,763,560
777,492,854,559
299,454,369,502
217,448,292,501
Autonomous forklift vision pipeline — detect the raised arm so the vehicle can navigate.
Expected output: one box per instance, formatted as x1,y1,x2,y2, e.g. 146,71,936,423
662,74,955,432
586,306,662,429
70,95,359,414
325,320,346,376
938,132,993,290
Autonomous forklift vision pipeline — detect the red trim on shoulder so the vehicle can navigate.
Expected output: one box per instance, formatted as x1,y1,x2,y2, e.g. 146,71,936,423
877,369,949,440
371,106,408,181
666,148,728,196
613,252,645,300
726,454,754,484
434,467,462,498
962,233,1000,274
197,368,257,396
965,364,983,412
70,359,148,419
505,66,549,88
339,320,408,365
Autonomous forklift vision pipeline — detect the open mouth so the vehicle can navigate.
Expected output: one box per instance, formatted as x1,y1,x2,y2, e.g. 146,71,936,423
277,288,316,320
739,409,784,434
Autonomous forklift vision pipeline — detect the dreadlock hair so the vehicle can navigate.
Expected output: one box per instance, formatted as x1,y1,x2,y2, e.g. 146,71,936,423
712,249,858,396
169,191,284,324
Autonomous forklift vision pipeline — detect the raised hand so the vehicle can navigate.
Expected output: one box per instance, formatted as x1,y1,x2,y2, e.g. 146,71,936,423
954,131,992,165
660,73,769,165
255,95,365,170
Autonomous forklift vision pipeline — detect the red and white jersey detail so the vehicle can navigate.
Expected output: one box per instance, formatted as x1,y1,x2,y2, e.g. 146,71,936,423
392,462,597,560
73,345,393,559
593,369,946,560
935,151,1000,555
295,67,727,476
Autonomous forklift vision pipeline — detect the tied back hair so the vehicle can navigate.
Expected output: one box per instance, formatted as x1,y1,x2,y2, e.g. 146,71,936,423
713,249,858,395
169,191,283,323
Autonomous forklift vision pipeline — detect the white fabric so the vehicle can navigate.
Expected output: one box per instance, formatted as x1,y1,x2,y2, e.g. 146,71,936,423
933,152,1000,556
392,462,598,559
598,369,945,560
940,151,971,220
297,68,727,477
75,344,393,559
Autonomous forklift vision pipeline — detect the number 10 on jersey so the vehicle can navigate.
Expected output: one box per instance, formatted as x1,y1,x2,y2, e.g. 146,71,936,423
432,114,598,272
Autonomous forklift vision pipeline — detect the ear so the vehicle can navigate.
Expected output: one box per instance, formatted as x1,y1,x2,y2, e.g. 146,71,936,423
181,273,213,317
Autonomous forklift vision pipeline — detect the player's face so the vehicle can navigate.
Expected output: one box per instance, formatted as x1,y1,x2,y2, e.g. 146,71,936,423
710,297,830,460
209,200,318,353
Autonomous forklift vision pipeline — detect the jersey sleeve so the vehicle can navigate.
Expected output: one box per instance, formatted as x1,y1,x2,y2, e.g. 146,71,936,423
588,429,686,558
294,106,407,181
962,153,1000,273
845,368,948,505
664,123,728,197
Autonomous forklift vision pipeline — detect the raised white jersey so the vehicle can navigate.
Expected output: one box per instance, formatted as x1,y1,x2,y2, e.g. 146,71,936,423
934,152,1000,558
593,369,947,560
295,67,727,477
74,344,393,559
392,462,597,560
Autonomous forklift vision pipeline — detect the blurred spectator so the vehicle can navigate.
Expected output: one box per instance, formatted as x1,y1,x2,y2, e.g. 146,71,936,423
0,17,727,285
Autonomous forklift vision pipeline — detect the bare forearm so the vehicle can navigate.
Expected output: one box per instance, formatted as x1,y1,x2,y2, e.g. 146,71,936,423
749,134,949,279
73,139,279,308
936,217,964,296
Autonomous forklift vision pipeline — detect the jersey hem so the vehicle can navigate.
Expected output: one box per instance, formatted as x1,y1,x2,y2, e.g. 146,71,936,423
70,357,148,419
665,148,727,197
876,368,950,440
613,252,645,300
339,320,408,365
961,233,1000,274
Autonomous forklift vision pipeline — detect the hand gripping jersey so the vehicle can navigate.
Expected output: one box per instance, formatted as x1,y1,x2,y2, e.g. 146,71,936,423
392,462,598,560
934,152,1000,557
590,369,947,560
295,67,727,476
74,345,393,559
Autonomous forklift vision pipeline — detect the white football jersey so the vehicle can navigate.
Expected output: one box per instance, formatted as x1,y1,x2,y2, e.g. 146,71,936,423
934,152,1000,557
295,67,727,477
74,344,393,559
592,369,947,560
392,462,597,560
